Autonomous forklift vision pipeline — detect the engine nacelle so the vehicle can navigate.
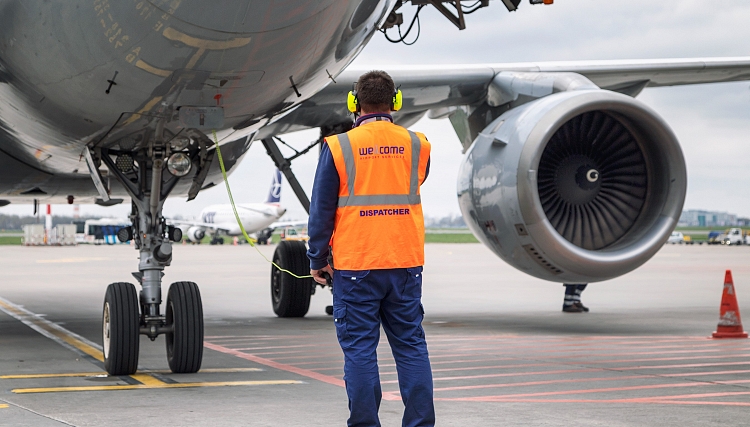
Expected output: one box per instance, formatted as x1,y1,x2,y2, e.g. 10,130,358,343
458,90,687,282
186,226,206,243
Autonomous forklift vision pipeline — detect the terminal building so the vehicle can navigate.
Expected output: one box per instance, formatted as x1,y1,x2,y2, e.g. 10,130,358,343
678,210,739,227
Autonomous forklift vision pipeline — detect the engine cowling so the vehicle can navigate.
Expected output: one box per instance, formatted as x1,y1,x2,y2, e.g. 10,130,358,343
458,90,687,282
186,226,206,243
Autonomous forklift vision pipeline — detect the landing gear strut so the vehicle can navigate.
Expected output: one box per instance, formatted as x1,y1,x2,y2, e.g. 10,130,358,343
94,125,214,375
261,122,351,317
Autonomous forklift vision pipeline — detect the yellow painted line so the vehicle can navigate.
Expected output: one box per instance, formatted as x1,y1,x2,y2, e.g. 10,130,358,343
1,367,263,380
0,298,104,362
177,367,263,373
36,257,109,264
135,60,171,77
162,27,251,50
13,380,303,394
0,404,8,409
122,96,164,125
130,374,166,386
162,27,251,69
1,372,104,379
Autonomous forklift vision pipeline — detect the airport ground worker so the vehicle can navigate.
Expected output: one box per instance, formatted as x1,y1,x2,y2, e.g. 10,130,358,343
563,283,589,312
307,70,435,427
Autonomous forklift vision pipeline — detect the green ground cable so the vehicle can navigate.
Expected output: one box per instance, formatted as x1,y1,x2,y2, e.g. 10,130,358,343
211,130,313,280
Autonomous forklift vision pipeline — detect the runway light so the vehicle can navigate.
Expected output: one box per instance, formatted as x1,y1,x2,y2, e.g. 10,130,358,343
167,153,191,177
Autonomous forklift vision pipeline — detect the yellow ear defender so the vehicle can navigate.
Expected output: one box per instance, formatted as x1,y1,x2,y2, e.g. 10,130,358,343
392,89,403,111
347,90,359,113
347,89,403,113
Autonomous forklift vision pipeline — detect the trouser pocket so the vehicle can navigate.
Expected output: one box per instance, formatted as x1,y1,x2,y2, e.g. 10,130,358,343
333,305,353,349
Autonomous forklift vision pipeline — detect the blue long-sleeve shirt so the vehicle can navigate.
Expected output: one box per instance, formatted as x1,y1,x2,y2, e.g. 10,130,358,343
307,124,430,270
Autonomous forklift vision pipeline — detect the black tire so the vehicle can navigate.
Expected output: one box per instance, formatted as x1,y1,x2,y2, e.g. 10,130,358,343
103,282,140,375
271,240,313,317
166,281,204,373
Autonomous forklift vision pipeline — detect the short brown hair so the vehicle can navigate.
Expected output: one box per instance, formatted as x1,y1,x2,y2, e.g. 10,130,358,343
356,70,395,112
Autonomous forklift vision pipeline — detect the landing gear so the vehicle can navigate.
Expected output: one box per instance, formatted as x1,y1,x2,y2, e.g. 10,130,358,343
271,240,313,317
102,282,140,375
93,125,214,375
166,281,204,373
210,236,224,245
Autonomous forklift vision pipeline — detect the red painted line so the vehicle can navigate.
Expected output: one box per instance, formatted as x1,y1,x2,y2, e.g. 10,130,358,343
642,400,750,406
206,335,309,340
380,368,600,385
615,361,750,370
204,342,345,388
251,349,343,359
434,397,750,406
661,369,750,377
432,375,653,393
232,344,320,351
450,382,709,401
622,390,750,402
441,379,750,401
585,353,750,365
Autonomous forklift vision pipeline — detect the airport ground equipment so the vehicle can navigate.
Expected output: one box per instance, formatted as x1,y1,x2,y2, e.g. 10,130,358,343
712,270,748,339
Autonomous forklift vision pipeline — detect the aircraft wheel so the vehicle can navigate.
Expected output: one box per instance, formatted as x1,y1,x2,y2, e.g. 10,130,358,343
165,281,204,373
271,240,313,317
102,282,140,376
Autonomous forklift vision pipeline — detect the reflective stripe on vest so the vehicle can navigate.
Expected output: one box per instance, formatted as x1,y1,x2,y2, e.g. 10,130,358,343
335,131,422,208
325,123,430,270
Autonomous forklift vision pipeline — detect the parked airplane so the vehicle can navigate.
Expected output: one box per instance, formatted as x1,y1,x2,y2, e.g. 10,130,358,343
172,170,304,244
1,0,749,376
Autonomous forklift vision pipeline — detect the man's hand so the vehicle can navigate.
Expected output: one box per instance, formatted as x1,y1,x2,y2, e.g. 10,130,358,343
311,265,334,285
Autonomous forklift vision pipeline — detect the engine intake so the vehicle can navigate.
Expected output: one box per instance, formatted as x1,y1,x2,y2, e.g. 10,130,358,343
186,226,206,243
458,90,686,282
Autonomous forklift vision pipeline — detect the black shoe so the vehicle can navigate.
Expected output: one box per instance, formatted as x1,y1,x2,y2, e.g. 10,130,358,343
575,302,590,312
563,304,584,313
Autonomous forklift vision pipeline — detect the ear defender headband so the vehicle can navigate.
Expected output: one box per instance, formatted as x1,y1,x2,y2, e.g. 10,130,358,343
347,89,403,113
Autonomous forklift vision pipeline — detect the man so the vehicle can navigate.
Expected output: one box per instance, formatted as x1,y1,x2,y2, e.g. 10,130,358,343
307,70,435,427
563,283,589,312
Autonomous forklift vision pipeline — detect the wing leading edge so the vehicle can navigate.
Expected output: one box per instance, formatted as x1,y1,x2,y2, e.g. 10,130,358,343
260,57,750,142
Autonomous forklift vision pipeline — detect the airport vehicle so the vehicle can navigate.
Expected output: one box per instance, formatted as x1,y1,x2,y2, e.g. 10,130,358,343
171,170,304,245
82,218,131,245
722,228,745,245
706,231,724,245
667,232,685,244
280,227,310,242
1,1,750,376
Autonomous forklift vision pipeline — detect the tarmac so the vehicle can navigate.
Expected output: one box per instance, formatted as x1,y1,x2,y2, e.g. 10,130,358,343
0,242,749,426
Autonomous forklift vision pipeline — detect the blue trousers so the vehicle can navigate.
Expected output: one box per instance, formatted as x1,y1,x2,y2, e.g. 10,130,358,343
332,267,435,427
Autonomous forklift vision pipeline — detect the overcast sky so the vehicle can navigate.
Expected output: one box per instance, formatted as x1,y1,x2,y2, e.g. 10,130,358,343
9,0,750,220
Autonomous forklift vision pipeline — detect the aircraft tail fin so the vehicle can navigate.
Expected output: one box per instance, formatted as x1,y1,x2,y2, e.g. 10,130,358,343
266,169,282,204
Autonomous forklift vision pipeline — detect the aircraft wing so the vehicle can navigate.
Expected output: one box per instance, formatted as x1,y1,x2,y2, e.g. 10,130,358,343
169,219,229,234
268,220,309,230
258,56,750,140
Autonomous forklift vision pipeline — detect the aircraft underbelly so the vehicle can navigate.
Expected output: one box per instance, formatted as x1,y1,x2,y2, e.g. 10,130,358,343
0,0,392,195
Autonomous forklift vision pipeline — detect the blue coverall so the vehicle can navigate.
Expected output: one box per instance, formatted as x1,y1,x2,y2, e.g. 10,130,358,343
307,114,435,427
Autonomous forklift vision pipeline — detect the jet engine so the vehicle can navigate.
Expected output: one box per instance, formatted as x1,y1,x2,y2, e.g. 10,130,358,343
186,226,206,243
458,90,687,282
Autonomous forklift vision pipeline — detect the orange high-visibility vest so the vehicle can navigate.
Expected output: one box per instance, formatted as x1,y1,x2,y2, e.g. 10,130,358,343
326,121,431,270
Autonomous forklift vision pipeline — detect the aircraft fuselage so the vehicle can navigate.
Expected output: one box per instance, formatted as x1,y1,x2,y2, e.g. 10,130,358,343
0,0,394,203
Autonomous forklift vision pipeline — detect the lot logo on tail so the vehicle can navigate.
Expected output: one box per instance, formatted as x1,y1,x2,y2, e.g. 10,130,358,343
266,169,282,204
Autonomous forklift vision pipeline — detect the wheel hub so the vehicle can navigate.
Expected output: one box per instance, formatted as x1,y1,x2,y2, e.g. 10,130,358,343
102,302,111,359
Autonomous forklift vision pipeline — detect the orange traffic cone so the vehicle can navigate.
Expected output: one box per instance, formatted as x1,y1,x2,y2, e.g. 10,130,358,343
712,270,748,339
